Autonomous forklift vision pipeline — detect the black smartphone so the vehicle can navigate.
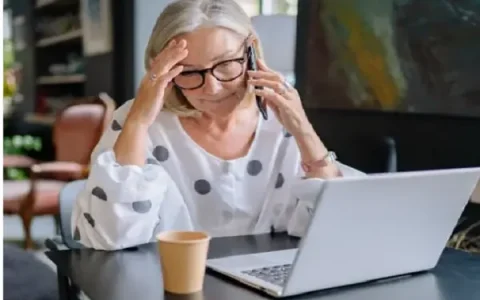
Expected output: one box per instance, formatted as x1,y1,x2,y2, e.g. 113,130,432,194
247,45,268,120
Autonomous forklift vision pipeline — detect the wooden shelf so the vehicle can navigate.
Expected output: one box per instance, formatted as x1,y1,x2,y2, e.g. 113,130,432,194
35,0,57,8
36,29,82,47
35,0,77,9
37,74,85,85
24,113,56,125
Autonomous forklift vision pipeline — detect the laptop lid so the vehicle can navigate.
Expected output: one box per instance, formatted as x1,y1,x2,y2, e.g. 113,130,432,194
283,167,480,296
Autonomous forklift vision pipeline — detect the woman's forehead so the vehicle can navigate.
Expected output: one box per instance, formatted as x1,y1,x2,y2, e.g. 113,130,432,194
176,27,244,66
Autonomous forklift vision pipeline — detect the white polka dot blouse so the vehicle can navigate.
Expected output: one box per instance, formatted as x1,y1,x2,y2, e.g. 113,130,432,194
71,99,366,250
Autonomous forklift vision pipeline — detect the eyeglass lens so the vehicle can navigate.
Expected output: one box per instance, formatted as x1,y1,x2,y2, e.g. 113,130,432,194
174,59,244,89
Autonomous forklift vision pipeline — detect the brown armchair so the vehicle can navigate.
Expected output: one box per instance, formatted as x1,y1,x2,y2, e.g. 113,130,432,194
3,93,116,249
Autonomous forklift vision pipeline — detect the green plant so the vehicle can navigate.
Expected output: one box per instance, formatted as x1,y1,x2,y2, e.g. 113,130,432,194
447,219,480,254
3,39,15,70
4,39,17,116
3,135,42,180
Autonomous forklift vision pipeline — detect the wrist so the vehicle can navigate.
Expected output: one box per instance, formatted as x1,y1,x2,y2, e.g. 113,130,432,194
113,119,150,166
293,125,341,178
123,117,151,132
294,127,328,162
301,152,341,178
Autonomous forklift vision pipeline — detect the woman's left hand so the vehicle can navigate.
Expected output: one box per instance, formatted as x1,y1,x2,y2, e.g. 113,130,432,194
247,59,313,137
248,60,341,178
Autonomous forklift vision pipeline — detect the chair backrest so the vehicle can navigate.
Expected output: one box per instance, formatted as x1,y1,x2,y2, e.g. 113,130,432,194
53,93,116,164
383,136,398,173
251,14,297,84
59,179,87,249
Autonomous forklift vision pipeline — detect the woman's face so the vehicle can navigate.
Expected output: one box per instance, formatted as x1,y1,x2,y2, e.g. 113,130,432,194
173,27,251,118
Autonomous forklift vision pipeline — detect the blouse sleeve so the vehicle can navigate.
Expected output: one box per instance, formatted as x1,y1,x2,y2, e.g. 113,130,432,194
71,103,194,250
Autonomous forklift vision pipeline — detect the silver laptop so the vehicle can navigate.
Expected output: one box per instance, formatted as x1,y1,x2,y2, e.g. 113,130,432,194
206,167,480,297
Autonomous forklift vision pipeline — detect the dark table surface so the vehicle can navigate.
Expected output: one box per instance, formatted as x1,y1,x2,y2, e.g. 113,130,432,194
46,233,480,300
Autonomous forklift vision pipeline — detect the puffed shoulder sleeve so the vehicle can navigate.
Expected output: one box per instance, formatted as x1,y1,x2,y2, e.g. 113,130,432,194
71,101,194,250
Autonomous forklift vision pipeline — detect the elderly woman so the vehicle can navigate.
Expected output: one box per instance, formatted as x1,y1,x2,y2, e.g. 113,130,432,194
72,0,365,250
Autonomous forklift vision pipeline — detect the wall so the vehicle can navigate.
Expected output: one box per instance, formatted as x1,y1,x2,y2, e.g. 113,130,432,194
84,0,135,103
305,109,479,173
134,0,174,91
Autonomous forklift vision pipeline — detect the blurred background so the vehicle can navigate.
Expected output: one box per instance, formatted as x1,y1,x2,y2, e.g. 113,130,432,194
2,0,300,251
2,0,480,296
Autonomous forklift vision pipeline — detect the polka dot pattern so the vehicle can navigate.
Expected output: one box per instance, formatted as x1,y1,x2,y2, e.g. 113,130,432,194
153,146,169,162
275,173,284,188
111,120,122,131
92,187,107,201
194,179,211,195
132,200,152,213
247,160,263,176
84,213,95,227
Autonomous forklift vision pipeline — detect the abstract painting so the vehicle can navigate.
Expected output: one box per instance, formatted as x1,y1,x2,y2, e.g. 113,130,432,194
304,0,480,117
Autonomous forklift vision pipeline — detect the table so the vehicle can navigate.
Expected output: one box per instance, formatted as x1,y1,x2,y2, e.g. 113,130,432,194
4,244,58,300
46,233,480,300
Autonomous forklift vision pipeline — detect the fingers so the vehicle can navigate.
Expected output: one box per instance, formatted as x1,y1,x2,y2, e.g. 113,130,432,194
162,40,189,72
248,70,283,82
150,39,188,77
248,78,291,96
168,65,184,78
155,65,184,89
254,88,288,109
149,39,178,68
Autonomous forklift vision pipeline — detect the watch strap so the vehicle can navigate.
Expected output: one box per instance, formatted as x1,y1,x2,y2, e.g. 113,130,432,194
301,151,337,173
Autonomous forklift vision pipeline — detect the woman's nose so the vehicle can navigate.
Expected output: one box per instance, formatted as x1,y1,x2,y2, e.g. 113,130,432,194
202,72,222,95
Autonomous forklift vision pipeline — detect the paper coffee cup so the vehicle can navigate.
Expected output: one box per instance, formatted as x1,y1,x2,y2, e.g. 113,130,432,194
157,231,211,294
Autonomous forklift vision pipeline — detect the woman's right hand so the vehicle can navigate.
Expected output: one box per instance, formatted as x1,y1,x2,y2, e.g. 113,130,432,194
126,39,189,128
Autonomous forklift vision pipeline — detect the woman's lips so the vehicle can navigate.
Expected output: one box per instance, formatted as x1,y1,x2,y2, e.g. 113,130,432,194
201,93,235,103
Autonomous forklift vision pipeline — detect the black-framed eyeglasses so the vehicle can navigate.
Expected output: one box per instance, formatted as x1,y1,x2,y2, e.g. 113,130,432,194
173,35,252,90
173,56,246,90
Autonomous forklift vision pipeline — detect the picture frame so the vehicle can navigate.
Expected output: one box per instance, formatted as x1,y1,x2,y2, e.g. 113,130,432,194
80,0,113,56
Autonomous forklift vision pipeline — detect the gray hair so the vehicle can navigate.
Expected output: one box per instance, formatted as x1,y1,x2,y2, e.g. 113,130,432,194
144,0,264,117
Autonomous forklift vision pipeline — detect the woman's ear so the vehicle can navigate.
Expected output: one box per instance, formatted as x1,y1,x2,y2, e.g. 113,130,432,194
245,33,257,48
248,35,263,60
148,57,155,70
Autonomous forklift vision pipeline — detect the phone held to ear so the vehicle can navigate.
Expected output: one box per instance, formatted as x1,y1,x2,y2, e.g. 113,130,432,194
247,45,268,120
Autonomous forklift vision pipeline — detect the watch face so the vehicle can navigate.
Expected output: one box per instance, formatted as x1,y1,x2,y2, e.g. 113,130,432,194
330,152,338,161
324,152,337,163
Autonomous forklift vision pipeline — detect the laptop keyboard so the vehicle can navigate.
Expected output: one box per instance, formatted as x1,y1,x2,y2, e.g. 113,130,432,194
241,264,292,286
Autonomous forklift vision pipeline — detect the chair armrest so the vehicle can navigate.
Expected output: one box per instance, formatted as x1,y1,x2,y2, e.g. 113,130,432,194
45,236,71,251
45,238,60,251
3,155,38,168
31,162,89,181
